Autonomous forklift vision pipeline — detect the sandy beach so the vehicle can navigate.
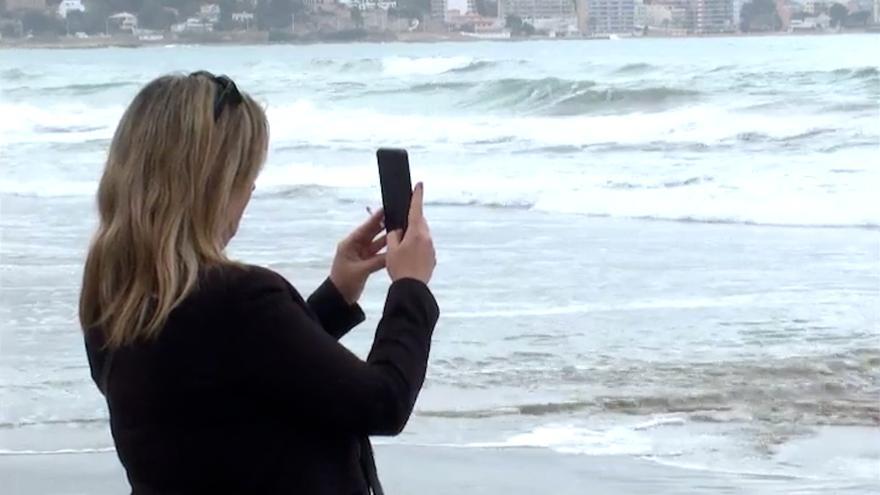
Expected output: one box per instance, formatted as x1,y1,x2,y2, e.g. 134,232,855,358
4,438,879,495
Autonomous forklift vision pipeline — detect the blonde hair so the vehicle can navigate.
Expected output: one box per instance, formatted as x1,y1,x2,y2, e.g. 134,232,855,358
79,73,269,348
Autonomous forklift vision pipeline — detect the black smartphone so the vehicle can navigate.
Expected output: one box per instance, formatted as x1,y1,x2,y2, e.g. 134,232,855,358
376,148,413,234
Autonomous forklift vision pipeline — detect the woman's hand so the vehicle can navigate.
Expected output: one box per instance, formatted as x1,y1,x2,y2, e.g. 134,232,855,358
386,183,436,285
330,208,387,305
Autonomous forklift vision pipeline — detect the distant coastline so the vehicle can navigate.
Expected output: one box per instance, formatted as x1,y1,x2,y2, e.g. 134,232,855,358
2,27,878,49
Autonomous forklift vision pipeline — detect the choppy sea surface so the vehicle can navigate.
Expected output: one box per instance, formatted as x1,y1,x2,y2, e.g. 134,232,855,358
1,35,879,493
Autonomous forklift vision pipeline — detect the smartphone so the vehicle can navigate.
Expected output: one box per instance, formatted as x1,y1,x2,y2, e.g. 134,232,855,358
376,148,413,234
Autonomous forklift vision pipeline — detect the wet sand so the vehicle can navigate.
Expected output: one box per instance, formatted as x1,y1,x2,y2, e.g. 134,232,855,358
3,441,877,495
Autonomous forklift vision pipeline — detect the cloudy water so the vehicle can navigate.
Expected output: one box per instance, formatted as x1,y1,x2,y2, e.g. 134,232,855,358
1,35,879,493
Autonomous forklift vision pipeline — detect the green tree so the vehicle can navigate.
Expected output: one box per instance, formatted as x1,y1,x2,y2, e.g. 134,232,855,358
256,0,302,30
845,10,870,27
739,0,781,32
65,10,87,33
505,14,534,36
475,0,497,16
396,0,429,16
829,3,847,27
138,0,175,30
351,7,364,28
21,10,64,35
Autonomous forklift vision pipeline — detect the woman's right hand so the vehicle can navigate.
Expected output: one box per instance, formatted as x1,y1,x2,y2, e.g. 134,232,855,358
386,182,436,285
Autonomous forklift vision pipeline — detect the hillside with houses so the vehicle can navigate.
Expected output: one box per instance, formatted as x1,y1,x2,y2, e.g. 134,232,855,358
1,0,878,45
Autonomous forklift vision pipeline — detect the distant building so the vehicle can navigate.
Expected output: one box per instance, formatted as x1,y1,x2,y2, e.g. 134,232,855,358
4,0,46,11
575,0,589,32
645,0,691,34
447,10,503,29
305,0,340,9
789,11,830,28
57,0,85,18
588,0,636,34
691,0,735,33
108,12,138,32
172,17,214,33
232,11,255,29
431,0,448,19
232,12,255,22
350,0,397,9
733,0,745,27
776,0,791,29
802,0,828,13
199,4,221,24
874,0,879,23
501,0,575,19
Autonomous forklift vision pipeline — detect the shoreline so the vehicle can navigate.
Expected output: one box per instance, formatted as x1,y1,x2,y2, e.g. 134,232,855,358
2,441,877,495
1,28,877,50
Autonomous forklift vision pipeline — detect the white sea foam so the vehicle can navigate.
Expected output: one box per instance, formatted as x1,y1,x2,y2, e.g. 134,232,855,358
0,447,115,456
460,423,655,456
381,56,477,77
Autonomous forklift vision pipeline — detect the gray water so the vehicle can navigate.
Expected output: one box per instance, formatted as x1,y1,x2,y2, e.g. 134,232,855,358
1,35,879,492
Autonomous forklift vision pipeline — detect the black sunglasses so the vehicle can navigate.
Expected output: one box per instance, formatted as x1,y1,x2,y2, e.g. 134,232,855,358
190,71,243,121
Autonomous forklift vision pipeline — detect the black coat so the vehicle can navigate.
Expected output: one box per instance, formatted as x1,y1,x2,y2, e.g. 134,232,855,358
84,264,439,494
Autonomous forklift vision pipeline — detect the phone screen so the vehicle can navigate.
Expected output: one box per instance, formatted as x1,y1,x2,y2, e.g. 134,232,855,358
377,148,413,234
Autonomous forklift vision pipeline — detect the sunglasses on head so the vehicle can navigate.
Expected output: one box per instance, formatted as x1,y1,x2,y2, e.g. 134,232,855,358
190,71,243,122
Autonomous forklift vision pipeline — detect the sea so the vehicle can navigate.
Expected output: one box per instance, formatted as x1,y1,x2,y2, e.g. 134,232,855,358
1,35,879,493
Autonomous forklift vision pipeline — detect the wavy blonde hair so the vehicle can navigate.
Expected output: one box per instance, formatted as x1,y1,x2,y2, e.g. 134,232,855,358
80,73,269,348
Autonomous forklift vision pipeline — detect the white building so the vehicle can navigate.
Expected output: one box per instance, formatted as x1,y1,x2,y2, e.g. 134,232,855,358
172,17,214,33
502,0,575,19
199,4,221,23
57,0,85,18
431,0,447,19
231,11,254,29
108,12,138,32
789,12,830,28
588,0,636,35
733,0,746,26
692,0,736,33
232,11,255,22
351,0,398,9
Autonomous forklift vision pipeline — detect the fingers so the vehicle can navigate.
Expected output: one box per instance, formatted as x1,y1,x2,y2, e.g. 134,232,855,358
361,253,386,274
387,229,403,249
350,207,385,241
407,182,424,227
368,234,387,255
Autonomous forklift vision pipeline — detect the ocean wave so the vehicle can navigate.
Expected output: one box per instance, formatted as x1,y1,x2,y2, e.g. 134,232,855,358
831,66,879,80
422,349,880,427
612,62,657,74
731,67,880,87
0,417,108,429
0,447,115,456
449,59,497,73
469,78,698,115
382,55,487,77
362,77,698,114
735,128,837,143
1,68,41,80
6,81,140,96
454,423,656,456
313,56,501,76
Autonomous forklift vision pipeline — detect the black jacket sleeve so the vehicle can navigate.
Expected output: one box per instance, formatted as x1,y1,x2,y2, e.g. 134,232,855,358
306,278,366,339
228,267,439,436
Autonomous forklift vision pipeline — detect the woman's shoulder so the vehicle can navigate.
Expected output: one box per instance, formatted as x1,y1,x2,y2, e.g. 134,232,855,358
201,263,290,296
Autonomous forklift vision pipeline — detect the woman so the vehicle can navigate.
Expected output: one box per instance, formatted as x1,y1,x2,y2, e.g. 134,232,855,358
80,72,438,495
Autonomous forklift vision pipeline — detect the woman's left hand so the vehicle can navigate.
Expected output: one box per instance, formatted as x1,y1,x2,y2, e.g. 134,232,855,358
329,208,387,305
